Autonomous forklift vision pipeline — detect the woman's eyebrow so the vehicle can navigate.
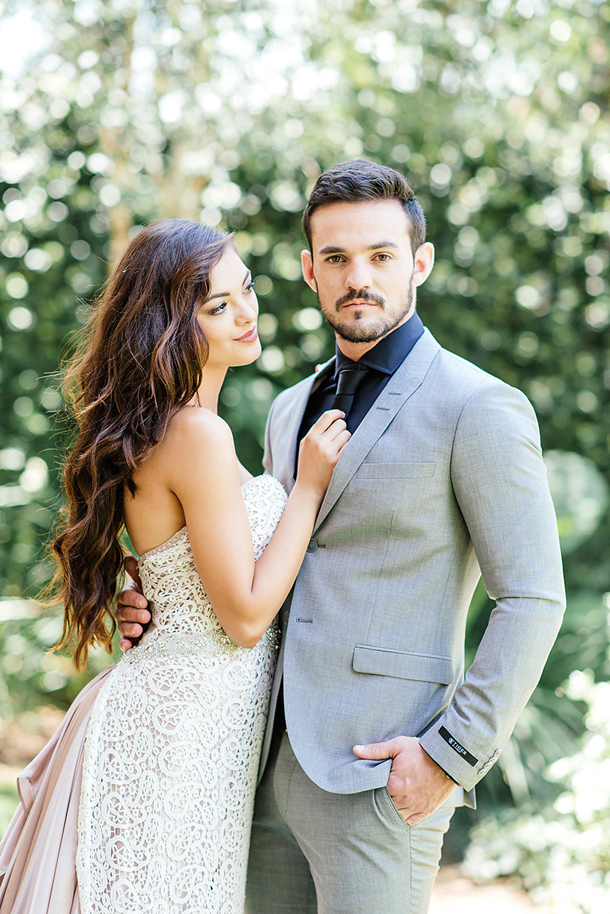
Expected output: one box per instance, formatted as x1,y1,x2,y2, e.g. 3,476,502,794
206,270,251,301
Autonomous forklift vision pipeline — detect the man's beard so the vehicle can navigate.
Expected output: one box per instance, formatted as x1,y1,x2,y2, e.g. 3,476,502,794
318,279,414,344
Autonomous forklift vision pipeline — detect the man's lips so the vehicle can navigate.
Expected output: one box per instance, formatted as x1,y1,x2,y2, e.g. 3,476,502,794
341,301,378,309
235,327,258,342
337,292,384,310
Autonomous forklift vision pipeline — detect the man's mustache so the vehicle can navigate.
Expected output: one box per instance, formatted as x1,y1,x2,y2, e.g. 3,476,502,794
334,290,386,310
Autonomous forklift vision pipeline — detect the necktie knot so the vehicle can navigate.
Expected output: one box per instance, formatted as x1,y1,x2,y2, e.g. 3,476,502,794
332,363,369,416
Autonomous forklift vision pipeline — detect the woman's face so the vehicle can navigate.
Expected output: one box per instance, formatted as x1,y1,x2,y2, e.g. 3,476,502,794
197,246,260,370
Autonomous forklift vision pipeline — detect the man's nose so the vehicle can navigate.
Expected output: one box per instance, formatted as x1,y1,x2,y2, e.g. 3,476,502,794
345,260,371,290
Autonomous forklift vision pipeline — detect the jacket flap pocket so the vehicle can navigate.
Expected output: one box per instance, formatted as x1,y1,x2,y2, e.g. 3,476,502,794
352,645,453,684
357,462,436,479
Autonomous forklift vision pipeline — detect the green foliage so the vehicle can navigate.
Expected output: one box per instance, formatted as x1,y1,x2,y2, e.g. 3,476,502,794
1,0,609,885
0,605,118,718
455,586,608,824
0,776,19,838
2,0,609,591
463,667,610,912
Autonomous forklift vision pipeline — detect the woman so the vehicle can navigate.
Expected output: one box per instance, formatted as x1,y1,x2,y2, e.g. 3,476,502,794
0,219,349,913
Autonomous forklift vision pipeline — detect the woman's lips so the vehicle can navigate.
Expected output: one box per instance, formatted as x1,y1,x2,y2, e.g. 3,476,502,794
235,327,258,342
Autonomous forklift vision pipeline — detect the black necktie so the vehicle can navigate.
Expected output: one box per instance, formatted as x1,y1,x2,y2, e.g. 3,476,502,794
332,364,369,417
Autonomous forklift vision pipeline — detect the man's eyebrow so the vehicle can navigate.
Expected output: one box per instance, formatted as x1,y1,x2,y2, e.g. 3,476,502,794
205,270,251,301
318,242,399,255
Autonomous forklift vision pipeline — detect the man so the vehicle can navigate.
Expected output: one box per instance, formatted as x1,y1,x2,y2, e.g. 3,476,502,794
117,160,565,913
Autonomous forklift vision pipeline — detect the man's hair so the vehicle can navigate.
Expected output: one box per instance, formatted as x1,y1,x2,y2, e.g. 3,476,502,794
302,159,426,254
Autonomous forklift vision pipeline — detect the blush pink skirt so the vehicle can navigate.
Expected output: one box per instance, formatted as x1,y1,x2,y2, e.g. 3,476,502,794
0,666,115,914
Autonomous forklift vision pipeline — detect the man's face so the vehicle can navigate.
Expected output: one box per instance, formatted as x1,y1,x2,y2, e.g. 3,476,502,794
301,200,434,351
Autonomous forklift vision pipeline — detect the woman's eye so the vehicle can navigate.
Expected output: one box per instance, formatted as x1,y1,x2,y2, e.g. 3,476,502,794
209,301,227,315
245,280,256,293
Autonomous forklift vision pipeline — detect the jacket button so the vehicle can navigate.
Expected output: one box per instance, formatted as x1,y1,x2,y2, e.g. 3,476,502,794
307,538,318,553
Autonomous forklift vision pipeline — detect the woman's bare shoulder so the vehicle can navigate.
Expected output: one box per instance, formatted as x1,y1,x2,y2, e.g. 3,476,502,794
164,407,234,451
162,408,242,503
154,408,238,490
135,407,236,487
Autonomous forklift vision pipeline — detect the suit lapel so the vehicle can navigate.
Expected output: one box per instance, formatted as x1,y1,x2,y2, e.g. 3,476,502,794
313,330,440,532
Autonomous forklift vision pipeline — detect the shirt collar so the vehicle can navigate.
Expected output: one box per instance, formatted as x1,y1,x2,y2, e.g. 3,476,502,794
334,311,425,377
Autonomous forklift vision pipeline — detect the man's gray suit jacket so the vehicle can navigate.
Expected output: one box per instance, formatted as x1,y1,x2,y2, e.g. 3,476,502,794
261,328,565,803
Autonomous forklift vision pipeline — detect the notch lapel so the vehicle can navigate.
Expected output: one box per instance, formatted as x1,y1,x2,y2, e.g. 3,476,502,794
313,330,440,532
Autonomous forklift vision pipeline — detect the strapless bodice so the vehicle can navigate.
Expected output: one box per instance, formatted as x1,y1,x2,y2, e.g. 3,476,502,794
123,474,287,661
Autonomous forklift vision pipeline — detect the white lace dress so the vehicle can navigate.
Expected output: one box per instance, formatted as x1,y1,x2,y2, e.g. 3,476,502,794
76,475,287,914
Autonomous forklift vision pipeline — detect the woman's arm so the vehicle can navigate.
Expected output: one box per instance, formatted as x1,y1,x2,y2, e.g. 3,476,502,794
163,407,348,647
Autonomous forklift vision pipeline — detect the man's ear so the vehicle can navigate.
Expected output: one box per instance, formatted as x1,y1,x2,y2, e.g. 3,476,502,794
301,249,317,292
413,242,435,287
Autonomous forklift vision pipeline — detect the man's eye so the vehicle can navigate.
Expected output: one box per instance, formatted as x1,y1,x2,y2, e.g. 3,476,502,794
327,255,343,263
376,253,391,262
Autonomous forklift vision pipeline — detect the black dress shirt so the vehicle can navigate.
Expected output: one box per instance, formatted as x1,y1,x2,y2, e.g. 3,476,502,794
296,311,425,455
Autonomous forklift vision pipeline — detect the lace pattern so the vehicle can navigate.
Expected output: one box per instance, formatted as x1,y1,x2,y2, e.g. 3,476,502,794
77,475,287,914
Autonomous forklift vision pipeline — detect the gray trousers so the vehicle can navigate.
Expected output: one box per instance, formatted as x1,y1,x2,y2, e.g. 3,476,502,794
246,731,454,914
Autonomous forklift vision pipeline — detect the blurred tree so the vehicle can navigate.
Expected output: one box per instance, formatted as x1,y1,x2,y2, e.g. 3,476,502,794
0,0,609,851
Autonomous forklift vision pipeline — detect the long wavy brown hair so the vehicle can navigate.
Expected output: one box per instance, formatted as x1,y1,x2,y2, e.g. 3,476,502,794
51,219,230,670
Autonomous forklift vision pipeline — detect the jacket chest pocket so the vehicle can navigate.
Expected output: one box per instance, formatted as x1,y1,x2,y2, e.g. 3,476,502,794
356,462,436,480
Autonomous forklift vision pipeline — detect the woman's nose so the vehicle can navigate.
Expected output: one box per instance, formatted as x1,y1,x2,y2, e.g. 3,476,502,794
236,298,257,322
